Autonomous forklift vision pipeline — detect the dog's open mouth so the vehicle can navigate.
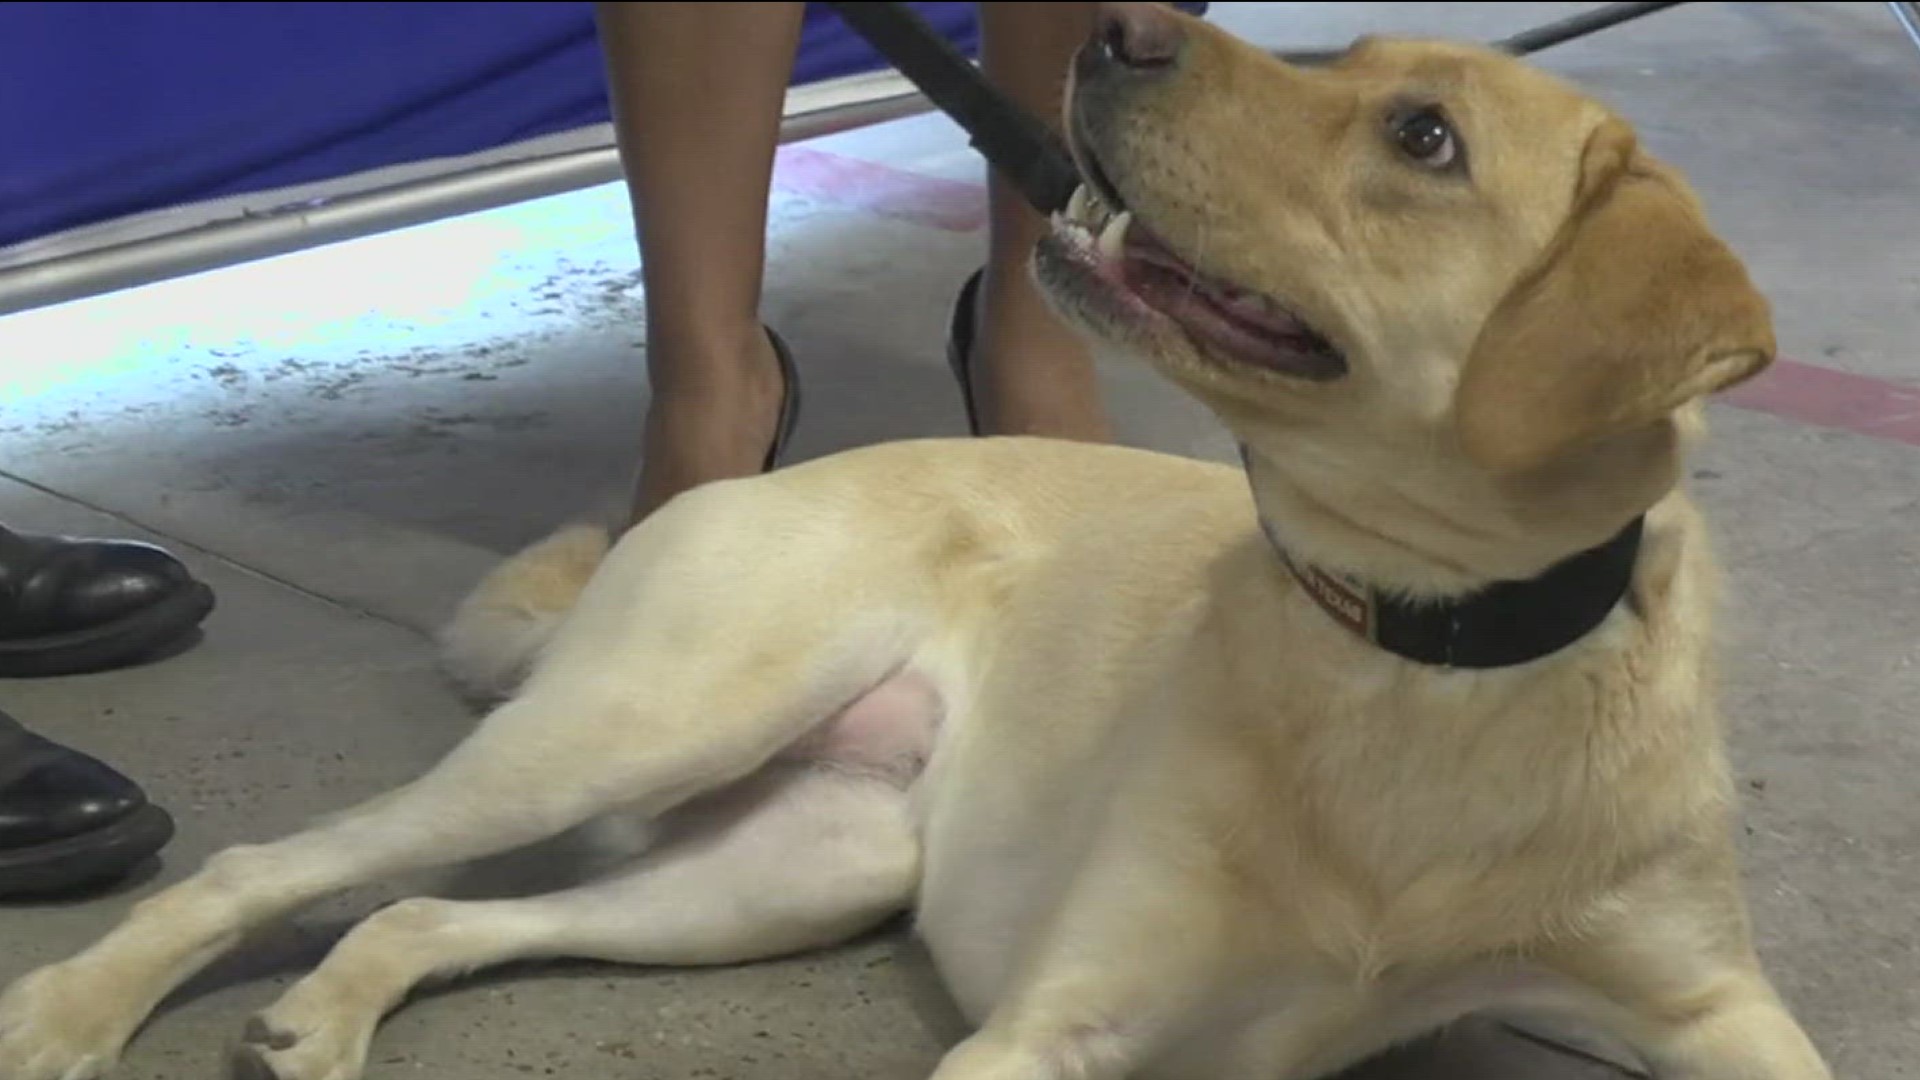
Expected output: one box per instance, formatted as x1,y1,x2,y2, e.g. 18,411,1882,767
1044,166,1347,381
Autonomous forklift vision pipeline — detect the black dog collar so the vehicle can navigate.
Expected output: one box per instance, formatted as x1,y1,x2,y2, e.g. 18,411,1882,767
1241,451,1644,669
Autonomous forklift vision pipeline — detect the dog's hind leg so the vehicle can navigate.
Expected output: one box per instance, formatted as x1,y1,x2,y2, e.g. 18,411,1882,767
0,480,934,1080
233,764,916,1080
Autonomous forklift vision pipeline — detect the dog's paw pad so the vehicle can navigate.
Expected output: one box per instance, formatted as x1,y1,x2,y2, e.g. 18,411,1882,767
231,1008,372,1080
240,1017,299,1052
230,1040,350,1080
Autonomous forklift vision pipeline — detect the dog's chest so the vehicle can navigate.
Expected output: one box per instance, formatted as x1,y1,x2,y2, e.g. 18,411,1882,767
908,669,1142,1024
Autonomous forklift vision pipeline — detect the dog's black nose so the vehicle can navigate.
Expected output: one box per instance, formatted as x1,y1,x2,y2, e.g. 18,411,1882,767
1094,2,1184,69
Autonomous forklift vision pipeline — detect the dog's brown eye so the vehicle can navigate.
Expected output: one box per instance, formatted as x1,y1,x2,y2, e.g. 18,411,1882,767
1394,108,1458,170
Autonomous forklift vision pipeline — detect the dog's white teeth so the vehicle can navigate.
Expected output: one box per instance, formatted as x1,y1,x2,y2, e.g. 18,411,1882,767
1067,184,1093,223
1097,210,1133,260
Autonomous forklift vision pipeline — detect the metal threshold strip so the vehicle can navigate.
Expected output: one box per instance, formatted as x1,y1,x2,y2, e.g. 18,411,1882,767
0,72,934,318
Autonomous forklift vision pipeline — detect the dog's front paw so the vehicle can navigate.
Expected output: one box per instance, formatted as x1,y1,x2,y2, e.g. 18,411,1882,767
0,965,133,1080
230,997,377,1080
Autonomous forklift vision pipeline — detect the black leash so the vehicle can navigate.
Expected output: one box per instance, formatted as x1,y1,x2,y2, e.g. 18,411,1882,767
1494,1,1685,56
821,1,1081,217
821,1,1688,218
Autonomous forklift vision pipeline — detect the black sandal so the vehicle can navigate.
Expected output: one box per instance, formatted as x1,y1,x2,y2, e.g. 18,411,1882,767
946,268,986,437
762,327,804,470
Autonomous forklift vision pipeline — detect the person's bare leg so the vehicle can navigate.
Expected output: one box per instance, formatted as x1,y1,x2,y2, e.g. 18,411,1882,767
597,3,805,526
975,2,1112,441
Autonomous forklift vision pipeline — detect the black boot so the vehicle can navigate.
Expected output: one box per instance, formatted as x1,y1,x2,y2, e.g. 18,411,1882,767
0,526,215,678
0,709,173,897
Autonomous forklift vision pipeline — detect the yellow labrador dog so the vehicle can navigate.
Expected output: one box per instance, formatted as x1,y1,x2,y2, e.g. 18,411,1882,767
0,6,1832,1080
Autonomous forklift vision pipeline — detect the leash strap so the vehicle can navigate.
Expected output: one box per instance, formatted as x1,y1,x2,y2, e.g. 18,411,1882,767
1494,2,1686,55
821,2,1081,215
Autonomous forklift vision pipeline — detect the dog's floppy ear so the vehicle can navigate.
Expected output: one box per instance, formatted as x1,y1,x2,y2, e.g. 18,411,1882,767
1455,119,1775,473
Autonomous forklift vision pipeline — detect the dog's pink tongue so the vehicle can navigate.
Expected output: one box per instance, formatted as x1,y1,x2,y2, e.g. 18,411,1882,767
1119,228,1338,377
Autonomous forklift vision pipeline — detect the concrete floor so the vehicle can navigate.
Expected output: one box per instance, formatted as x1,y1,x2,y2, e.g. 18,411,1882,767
2,3,1916,1077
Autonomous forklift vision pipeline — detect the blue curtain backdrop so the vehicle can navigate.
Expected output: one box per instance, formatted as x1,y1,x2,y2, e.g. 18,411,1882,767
0,2,1203,251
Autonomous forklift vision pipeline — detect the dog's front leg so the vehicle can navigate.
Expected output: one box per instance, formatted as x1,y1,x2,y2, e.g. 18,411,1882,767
926,846,1237,1080
1544,895,1833,1080
1573,964,1831,1080
929,958,1217,1080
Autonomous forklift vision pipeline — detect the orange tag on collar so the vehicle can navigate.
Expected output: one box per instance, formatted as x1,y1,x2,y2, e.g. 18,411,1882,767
1256,513,1378,641
1289,560,1376,640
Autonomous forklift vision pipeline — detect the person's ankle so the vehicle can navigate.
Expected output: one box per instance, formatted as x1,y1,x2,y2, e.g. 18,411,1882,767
980,379,1114,442
628,330,787,525
645,321,782,400
970,279,1114,442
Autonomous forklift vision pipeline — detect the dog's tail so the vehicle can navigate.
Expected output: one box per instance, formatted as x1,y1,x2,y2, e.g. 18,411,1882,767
437,522,612,704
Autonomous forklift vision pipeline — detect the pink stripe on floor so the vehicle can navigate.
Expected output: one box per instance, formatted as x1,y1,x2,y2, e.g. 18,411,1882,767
773,147,1920,449
774,147,987,233
1723,359,1920,448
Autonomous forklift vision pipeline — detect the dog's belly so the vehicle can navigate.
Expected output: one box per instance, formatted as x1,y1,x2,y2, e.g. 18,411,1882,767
778,669,943,788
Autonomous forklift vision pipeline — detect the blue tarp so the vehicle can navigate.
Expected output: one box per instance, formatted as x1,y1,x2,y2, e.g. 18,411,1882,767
0,2,1206,253
0,2,982,250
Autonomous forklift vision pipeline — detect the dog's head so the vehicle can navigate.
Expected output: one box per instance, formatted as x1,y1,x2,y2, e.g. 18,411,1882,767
1039,4,1774,589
